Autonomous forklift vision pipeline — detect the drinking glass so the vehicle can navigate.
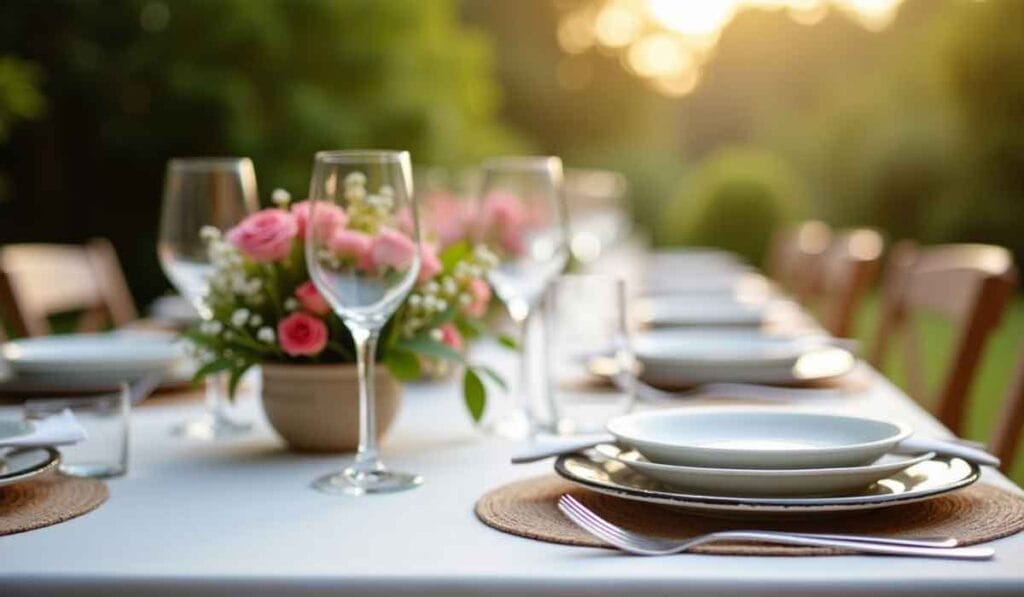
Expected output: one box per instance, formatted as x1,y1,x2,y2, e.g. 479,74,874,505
24,383,130,478
305,150,422,495
476,156,569,438
542,275,634,434
158,157,258,439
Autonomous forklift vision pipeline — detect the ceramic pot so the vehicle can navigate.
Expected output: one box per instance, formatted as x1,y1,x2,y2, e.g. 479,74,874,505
260,363,401,453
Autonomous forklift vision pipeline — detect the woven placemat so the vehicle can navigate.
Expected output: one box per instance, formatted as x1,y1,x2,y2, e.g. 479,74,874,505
475,475,1024,556
0,473,109,536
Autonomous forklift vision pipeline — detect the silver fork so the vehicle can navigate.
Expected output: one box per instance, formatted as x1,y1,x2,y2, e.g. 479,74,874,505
557,495,994,560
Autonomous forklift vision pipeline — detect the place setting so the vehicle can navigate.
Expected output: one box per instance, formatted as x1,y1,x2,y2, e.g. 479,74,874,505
480,407,1019,559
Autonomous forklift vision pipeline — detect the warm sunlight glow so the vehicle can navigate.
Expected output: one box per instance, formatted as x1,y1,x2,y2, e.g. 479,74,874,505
646,0,737,40
595,1,645,47
627,33,694,79
557,0,905,97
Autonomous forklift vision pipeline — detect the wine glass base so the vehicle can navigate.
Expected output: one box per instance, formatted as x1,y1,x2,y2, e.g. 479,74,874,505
312,468,422,496
171,415,252,441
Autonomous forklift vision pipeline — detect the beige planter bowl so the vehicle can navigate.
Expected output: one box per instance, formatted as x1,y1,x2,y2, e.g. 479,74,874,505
260,363,402,453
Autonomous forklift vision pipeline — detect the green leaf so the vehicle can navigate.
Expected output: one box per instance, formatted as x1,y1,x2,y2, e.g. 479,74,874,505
440,240,472,271
463,368,486,422
425,305,457,328
384,348,422,381
397,335,466,363
474,364,508,392
454,316,483,340
497,334,519,350
227,363,252,400
191,358,233,384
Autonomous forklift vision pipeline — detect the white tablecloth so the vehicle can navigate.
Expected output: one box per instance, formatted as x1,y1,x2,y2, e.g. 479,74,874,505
1,353,1023,596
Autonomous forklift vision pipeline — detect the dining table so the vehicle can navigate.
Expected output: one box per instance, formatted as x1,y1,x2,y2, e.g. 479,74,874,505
1,252,1023,596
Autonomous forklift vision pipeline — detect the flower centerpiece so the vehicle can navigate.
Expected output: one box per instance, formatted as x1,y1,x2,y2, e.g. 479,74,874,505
186,182,504,451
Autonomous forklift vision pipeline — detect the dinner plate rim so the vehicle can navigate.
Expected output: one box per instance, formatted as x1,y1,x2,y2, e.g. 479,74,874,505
0,446,60,487
605,410,912,458
553,453,980,511
2,332,185,373
597,444,936,477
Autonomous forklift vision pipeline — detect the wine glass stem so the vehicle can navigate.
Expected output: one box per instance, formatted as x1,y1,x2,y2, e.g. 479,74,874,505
205,371,230,421
351,325,383,475
511,310,531,421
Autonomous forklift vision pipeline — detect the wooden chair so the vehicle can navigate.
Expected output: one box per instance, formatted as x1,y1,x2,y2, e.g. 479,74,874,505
766,220,832,302
0,239,138,337
869,243,1018,435
989,353,1024,473
815,228,884,338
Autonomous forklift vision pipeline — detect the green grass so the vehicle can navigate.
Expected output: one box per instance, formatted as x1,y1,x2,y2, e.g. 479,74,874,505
852,295,1024,484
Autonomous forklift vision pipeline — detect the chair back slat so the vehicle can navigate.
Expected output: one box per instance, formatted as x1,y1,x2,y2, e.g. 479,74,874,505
871,242,1017,434
0,240,138,337
818,228,884,338
990,354,1024,473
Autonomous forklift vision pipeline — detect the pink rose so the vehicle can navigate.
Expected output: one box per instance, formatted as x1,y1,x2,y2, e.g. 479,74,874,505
439,323,464,352
480,192,527,256
329,228,374,270
418,243,442,283
277,312,328,357
294,281,331,316
371,228,417,271
291,200,348,240
226,209,298,262
425,193,472,247
463,277,492,318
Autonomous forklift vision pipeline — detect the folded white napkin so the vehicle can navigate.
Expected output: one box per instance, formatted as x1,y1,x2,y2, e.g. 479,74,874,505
1,409,88,448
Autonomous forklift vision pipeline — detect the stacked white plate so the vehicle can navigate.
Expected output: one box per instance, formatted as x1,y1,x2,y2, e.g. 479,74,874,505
554,410,979,518
0,331,191,393
632,328,855,387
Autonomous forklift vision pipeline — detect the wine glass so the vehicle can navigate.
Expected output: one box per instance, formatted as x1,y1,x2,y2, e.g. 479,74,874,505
305,150,422,495
157,157,258,440
476,156,569,438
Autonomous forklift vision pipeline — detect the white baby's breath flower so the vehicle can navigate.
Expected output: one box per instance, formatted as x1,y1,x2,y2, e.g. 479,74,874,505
423,281,439,295
408,294,422,308
284,297,299,311
199,225,221,242
271,188,292,207
441,277,457,297
231,309,250,328
435,300,448,312
345,172,367,187
430,328,443,342
249,314,262,327
257,327,275,343
458,293,472,307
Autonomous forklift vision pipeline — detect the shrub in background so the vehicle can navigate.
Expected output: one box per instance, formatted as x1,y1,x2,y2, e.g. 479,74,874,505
659,146,805,266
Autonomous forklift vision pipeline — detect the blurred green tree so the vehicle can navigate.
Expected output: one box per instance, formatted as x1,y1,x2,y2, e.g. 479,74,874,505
659,146,805,265
0,0,519,302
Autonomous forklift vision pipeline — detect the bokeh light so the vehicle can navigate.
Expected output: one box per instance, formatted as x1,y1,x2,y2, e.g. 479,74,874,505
556,0,906,96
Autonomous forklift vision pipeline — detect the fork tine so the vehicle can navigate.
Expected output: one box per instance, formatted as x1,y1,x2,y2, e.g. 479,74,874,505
558,496,637,542
557,500,640,551
558,495,666,549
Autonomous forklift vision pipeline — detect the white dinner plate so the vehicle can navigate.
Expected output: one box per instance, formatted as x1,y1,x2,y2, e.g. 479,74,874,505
555,452,980,518
634,329,832,366
1,332,186,380
635,297,769,327
0,447,60,487
0,419,34,442
594,444,935,497
642,272,774,298
606,410,911,469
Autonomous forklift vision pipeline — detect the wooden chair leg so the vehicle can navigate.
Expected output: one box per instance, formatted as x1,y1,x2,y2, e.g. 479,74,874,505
990,356,1024,473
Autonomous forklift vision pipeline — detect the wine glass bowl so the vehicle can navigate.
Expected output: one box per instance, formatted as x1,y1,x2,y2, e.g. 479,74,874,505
305,150,423,495
157,157,258,440
475,156,569,437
